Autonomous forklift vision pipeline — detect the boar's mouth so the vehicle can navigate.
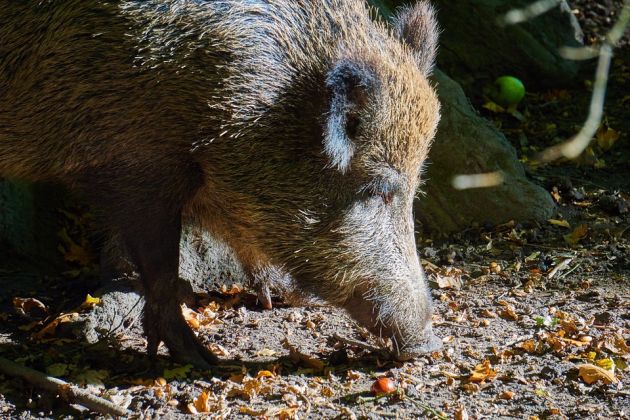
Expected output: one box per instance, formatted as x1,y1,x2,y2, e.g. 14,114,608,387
342,288,442,359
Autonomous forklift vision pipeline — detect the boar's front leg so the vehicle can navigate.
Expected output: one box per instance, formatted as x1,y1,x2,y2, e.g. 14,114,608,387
120,208,217,368
89,164,217,369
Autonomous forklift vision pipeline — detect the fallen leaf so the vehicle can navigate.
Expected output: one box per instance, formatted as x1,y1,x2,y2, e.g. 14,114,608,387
601,333,630,355
482,101,505,113
548,219,571,228
256,370,276,379
12,297,48,317
489,262,502,274
498,390,515,400
455,405,469,420
256,348,278,358
240,406,268,416
435,275,463,290
163,364,192,380
57,228,94,267
578,363,618,385
34,313,80,339
221,283,243,295
277,407,299,420
74,369,108,387
564,224,588,247
480,309,497,319
193,390,212,413
469,360,497,383
82,294,101,308
596,126,620,151
595,358,615,371
518,340,540,354
499,305,518,321
46,363,69,377
346,370,362,382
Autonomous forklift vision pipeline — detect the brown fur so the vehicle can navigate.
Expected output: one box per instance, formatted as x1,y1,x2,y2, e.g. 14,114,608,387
0,0,441,366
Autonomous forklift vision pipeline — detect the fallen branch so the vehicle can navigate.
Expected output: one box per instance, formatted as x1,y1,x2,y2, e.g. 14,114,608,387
0,356,129,417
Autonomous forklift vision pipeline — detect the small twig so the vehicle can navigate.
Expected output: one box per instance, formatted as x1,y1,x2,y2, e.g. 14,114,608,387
547,258,573,279
0,356,128,417
433,321,474,329
333,333,386,354
502,333,536,348
557,262,582,279
407,398,449,420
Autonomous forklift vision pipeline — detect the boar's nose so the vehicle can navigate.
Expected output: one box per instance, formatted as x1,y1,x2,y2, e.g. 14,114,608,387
395,325,442,361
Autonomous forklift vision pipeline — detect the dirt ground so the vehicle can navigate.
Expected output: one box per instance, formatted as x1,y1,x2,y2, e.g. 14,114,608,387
1,2,629,419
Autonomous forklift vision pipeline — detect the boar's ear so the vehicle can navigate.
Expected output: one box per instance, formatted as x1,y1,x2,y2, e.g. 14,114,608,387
324,60,376,173
392,1,439,75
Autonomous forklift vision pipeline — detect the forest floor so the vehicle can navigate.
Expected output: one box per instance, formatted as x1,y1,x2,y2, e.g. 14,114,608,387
1,3,629,420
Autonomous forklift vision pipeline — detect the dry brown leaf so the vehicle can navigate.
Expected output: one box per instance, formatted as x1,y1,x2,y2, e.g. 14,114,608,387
480,309,497,319
228,373,245,384
455,405,469,420
208,343,230,357
192,390,213,413
240,406,268,416
255,348,278,358
601,333,630,355
498,306,518,321
33,313,79,339
596,126,620,151
221,283,243,295
498,390,515,400
564,224,588,247
12,297,48,316
181,305,200,329
469,360,497,383
256,370,275,379
436,275,463,290
346,370,362,382
461,383,479,393
518,340,540,354
578,363,618,385
277,407,299,420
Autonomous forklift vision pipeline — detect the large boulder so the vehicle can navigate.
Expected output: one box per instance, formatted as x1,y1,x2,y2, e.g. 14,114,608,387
416,70,555,233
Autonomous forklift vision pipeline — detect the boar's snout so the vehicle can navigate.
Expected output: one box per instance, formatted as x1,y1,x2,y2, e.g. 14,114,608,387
343,265,441,359
395,325,442,361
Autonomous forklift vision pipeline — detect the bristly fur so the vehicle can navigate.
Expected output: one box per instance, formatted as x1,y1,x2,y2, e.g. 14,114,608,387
392,1,440,75
0,0,442,362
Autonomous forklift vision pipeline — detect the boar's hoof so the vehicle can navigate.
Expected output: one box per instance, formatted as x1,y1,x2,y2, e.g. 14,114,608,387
255,283,273,310
144,301,217,369
395,331,443,361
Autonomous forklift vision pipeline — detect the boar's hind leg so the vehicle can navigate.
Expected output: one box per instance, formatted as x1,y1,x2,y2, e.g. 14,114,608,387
119,205,217,368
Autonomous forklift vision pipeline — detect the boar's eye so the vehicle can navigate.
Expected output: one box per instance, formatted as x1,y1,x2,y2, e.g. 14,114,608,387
362,178,400,205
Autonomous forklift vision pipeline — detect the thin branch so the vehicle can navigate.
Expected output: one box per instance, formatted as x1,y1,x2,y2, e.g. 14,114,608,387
500,0,562,25
452,171,504,190
539,43,613,161
0,356,129,417
539,0,630,161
